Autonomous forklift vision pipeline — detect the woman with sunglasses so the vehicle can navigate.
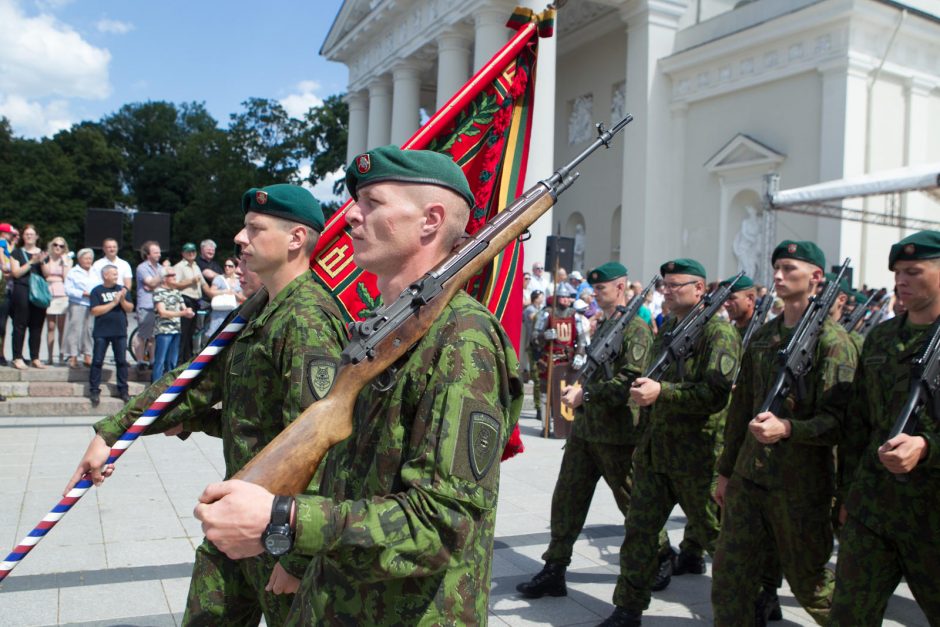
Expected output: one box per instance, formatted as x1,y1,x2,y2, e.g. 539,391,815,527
9,224,48,369
43,236,73,364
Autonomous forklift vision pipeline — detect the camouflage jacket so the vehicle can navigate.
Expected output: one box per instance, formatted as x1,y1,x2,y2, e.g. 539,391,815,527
572,314,652,445
718,316,857,493
94,271,348,576
840,316,940,536
288,291,522,625
637,314,741,475
849,330,864,354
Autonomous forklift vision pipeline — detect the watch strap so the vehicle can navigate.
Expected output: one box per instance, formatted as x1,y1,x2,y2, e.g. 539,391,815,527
270,495,293,527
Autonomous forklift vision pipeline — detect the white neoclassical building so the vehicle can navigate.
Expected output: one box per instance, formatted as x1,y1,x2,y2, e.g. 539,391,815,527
322,0,940,289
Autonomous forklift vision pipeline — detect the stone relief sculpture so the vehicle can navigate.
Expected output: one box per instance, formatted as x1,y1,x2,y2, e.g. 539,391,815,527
573,224,585,272
568,94,593,145
733,205,762,279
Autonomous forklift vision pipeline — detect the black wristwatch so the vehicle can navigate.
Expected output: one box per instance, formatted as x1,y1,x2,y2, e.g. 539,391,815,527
262,495,294,556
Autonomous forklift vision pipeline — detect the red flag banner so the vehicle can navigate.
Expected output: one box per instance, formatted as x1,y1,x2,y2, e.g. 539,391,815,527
311,7,556,458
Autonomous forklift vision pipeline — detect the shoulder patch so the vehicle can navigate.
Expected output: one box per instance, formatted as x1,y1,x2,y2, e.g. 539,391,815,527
468,411,501,481
307,358,337,400
631,342,645,363
719,351,737,378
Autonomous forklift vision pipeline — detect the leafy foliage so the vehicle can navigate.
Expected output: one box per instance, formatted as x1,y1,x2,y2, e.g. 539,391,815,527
0,93,348,258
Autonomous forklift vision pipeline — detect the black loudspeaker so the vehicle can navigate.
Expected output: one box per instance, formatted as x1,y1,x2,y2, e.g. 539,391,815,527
133,212,172,252
546,236,575,273
833,265,854,289
85,209,124,249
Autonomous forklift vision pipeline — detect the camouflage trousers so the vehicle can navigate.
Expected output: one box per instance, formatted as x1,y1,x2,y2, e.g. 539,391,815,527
712,475,834,627
830,514,940,626
182,539,295,627
542,436,668,566
613,460,719,611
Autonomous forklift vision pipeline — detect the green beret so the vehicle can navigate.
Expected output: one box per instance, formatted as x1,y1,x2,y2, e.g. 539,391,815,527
588,262,627,285
660,258,706,279
824,272,851,295
181,242,197,253
852,290,868,304
772,240,825,270
888,230,940,270
346,145,475,208
242,184,325,232
720,274,754,292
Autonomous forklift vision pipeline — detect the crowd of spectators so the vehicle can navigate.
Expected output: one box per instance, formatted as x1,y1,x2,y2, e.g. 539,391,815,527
0,230,243,403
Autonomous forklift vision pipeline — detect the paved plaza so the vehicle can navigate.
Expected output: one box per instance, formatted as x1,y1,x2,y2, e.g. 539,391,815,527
0,411,929,626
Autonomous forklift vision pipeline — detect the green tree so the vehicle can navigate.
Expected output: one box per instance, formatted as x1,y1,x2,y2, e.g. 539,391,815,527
228,98,301,184
299,93,348,196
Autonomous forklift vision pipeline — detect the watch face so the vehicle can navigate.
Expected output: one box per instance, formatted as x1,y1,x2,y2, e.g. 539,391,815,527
264,533,292,556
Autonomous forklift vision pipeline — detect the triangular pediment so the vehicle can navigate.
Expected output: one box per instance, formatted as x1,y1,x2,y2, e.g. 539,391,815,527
320,0,372,58
705,133,786,174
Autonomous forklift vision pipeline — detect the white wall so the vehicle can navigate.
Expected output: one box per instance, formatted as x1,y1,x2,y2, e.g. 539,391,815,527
552,27,627,274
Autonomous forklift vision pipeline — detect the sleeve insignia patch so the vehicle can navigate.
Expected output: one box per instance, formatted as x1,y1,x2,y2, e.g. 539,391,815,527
469,411,501,481
631,342,645,363
306,358,337,401
719,351,737,378
837,364,855,383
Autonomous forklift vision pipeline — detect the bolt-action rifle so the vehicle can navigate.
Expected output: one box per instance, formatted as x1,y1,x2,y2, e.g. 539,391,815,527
758,258,850,415
575,275,659,384
642,271,744,382
232,115,635,495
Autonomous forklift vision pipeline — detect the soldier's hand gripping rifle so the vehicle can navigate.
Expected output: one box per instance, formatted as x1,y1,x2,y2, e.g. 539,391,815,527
887,315,940,435
575,276,658,384
642,271,744,382
758,258,850,416
884,315,940,481
232,116,634,495
841,291,877,334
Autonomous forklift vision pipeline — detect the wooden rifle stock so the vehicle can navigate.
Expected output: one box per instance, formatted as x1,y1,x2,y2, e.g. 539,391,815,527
233,115,633,495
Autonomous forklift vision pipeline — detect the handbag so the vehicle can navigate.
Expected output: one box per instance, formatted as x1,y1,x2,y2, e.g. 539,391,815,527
29,273,52,308
210,293,237,312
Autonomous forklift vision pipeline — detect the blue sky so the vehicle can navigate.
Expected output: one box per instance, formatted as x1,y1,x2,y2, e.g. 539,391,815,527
0,0,349,138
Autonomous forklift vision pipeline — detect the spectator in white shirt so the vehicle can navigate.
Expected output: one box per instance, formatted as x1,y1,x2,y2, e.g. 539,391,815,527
90,238,132,288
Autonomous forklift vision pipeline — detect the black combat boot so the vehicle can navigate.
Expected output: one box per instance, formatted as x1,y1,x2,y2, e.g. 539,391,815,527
597,606,642,626
650,548,676,592
755,588,783,625
673,551,706,575
516,562,567,598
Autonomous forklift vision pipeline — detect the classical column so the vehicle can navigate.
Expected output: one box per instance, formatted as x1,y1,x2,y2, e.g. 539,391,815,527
437,30,473,108
390,61,422,146
817,57,872,282
474,5,510,72
345,90,369,163
618,0,687,280
366,76,392,149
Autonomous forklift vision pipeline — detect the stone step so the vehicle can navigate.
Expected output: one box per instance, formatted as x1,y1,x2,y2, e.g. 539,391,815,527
0,365,149,383
0,396,128,417
0,380,147,398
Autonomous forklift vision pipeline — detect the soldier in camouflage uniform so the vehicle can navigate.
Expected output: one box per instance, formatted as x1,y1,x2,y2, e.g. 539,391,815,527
712,240,857,626
66,184,348,627
193,145,522,625
515,262,669,599
830,231,940,625
600,258,741,626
